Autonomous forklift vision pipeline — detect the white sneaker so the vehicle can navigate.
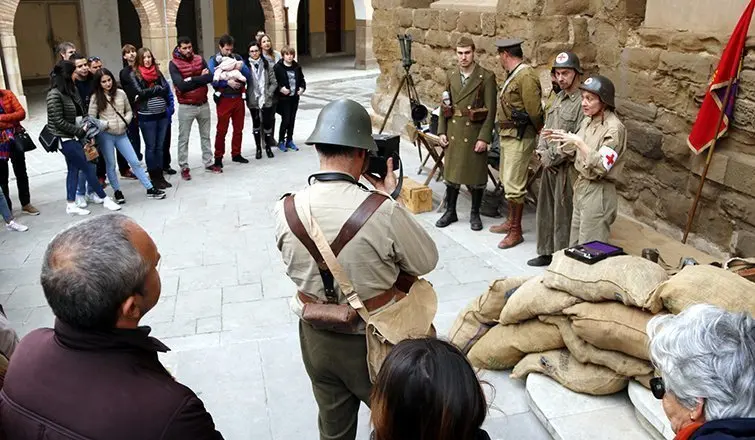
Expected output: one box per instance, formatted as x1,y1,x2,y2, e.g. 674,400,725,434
75,195,88,208
66,203,90,216
102,196,121,211
6,220,29,232
87,193,104,204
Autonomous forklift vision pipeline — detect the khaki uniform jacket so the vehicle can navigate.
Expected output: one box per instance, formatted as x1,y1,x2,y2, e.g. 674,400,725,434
437,64,497,186
498,64,544,140
537,88,585,168
274,174,439,316
573,110,626,182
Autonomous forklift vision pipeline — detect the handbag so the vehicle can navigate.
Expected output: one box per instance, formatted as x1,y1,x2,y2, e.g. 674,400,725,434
468,83,489,123
287,192,437,383
38,124,60,153
12,127,37,153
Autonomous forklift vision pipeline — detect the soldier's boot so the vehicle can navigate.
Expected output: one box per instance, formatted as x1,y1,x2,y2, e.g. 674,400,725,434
470,188,483,231
489,200,513,233
498,202,524,249
435,186,459,228
253,130,263,160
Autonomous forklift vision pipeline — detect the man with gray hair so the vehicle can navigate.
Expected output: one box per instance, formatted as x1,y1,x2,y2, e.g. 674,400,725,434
56,42,76,61
0,214,224,439
647,304,755,438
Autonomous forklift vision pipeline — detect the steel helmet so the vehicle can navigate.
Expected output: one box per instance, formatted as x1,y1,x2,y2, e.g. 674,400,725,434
551,51,583,74
305,99,377,151
579,75,616,108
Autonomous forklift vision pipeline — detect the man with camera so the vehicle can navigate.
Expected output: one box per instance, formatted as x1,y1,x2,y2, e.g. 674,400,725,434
274,99,438,440
437,36,497,231
490,38,544,249
528,52,585,267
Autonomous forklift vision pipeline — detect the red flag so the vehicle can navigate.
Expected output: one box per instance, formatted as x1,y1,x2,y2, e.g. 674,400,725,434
687,0,755,154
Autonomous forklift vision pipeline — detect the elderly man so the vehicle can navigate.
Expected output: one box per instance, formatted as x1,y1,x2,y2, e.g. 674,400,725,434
0,214,224,439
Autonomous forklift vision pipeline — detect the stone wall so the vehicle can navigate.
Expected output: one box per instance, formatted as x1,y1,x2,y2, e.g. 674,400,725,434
370,0,755,257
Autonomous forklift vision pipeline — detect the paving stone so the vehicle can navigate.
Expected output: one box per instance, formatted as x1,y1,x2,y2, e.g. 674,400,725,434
445,256,502,284
150,318,198,339
221,298,294,331
161,332,221,352
628,381,674,440
260,270,298,299
145,295,177,324
174,288,222,320
6,284,47,309
483,411,552,440
222,283,263,304
176,265,239,292
196,316,223,334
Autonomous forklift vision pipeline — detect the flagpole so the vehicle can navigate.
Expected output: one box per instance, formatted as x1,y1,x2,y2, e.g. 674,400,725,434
682,79,736,244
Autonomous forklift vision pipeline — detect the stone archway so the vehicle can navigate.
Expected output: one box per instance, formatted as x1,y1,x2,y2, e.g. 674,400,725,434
0,0,25,102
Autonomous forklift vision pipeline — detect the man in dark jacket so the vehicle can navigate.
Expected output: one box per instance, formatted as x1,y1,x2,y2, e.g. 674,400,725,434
119,44,142,162
0,214,224,440
169,36,213,180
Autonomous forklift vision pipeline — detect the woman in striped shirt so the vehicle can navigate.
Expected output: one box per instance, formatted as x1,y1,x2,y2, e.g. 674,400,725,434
130,48,172,189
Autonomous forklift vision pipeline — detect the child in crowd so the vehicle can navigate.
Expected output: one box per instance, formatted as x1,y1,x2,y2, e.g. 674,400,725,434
273,46,305,152
213,57,247,84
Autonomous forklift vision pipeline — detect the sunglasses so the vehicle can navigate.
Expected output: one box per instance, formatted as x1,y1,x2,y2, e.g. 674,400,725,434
88,56,101,63
650,377,665,399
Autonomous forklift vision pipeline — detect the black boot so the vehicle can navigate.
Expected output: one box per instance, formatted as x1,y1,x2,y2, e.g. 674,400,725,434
435,186,459,228
264,133,275,158
254,131,262,160
527,255,553,267
470,188,483,231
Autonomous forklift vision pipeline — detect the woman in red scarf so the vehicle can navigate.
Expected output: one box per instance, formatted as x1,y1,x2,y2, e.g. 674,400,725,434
130,48,172,189
647,304,755,440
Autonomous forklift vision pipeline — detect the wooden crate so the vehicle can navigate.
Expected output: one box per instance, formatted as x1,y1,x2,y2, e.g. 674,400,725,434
400,177,433,214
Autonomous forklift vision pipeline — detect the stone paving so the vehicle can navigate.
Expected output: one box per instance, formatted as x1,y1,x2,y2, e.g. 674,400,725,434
0,57,551,440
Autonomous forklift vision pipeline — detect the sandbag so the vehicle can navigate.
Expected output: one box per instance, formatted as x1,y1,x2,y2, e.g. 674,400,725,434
563,302,658,360
539,315,653,377
448,277,532,353
634,374,654,390
499,275,581,325
467,320,564,370
511,349,629,395
648,265,755,315
544,251,668,313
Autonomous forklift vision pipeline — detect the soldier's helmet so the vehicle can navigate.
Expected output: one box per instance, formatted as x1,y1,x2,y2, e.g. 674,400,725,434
305,99,377,151
551,52,582,74
579,75,616,108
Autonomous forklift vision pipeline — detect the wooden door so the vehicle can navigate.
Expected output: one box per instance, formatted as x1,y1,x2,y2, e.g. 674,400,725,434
49,3,84,56
15,2,52,79
325,0,342,53
227,0,265,53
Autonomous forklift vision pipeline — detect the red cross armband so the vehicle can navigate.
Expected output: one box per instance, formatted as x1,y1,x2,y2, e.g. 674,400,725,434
598,145,618,171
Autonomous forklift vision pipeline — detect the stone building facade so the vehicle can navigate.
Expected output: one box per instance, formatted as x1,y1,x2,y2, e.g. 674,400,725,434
371,0,755,257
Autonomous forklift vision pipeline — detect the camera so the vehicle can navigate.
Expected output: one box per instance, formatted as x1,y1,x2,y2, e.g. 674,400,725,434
367,134,401,178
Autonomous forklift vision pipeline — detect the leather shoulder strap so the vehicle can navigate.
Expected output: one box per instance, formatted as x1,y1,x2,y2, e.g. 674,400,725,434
283,195,325,268
331,193,388,256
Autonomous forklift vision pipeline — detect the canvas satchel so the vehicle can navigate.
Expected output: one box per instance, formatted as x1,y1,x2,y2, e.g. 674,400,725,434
302,193,438,383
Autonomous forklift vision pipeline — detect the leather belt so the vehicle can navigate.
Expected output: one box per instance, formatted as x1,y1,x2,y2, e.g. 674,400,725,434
298,285,406,313
453,109,471,117
499,121,517,129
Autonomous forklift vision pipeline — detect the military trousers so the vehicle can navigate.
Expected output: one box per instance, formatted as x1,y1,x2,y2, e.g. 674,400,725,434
499,135,536,203
536,163,575,256
569,177,618,246
299,320,372,440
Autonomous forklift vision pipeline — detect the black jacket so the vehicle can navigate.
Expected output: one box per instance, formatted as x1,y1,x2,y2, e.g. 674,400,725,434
45,88,85,139
0,320,224,440
273,60,306,100
119,66,138,106
690,418,755,440
129,70,170,116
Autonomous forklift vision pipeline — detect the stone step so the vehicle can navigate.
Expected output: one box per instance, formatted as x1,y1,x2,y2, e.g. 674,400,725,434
628,381,675,440
525,373,662,440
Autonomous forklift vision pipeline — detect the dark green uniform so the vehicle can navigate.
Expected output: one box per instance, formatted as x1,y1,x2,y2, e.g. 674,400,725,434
437,64,497,186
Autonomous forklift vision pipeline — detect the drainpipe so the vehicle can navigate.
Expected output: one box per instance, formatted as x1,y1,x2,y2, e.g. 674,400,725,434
284,6,290,46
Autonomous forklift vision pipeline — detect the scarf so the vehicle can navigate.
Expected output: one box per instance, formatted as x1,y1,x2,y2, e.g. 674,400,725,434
674,422,704,440
138,64,159,85
249,57,267,108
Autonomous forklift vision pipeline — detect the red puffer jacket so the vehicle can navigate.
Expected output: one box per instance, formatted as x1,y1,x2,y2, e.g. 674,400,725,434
0,90,25,130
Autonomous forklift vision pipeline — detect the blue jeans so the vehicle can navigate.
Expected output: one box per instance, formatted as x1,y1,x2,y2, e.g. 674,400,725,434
76,163,98,196
61,140,106,202
0,187,11,222
97,132,153,191
139,115,169,171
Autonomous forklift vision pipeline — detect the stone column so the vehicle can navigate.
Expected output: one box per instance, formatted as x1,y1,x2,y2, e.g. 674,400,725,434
141,26,176,72
198,0,215,57
0,34,27,110
355,19,376,69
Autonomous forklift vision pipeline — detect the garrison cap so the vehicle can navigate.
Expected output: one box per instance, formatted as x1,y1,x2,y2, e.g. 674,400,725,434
455,36,475,48
495,38,524,49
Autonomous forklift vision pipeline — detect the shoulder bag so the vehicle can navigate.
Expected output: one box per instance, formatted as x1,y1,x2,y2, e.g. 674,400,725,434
38,124,60,153
468,81,489,123
12,127,37,153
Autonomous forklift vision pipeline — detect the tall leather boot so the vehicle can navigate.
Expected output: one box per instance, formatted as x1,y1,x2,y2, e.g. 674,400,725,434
498,202,524,249
489,199,512,234
435,186,459,228
159,170,172,189
149,170,167,190
470,188,484,231
264,132,275,158
253,130,262,160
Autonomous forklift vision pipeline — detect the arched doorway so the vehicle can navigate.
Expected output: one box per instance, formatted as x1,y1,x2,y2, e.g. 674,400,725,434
296,0,310,56
118,0,143,49
176,0,198,50
227,0,265,49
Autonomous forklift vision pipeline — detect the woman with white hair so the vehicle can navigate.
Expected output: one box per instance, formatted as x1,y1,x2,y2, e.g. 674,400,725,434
647,304,755,440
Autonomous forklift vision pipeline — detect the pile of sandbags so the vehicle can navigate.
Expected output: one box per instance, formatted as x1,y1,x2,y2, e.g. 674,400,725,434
449,250,755,397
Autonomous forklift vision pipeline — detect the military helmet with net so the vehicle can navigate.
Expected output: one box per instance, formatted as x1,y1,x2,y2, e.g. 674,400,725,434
579,75,616,108
305,99,377,151
551,51,583,74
